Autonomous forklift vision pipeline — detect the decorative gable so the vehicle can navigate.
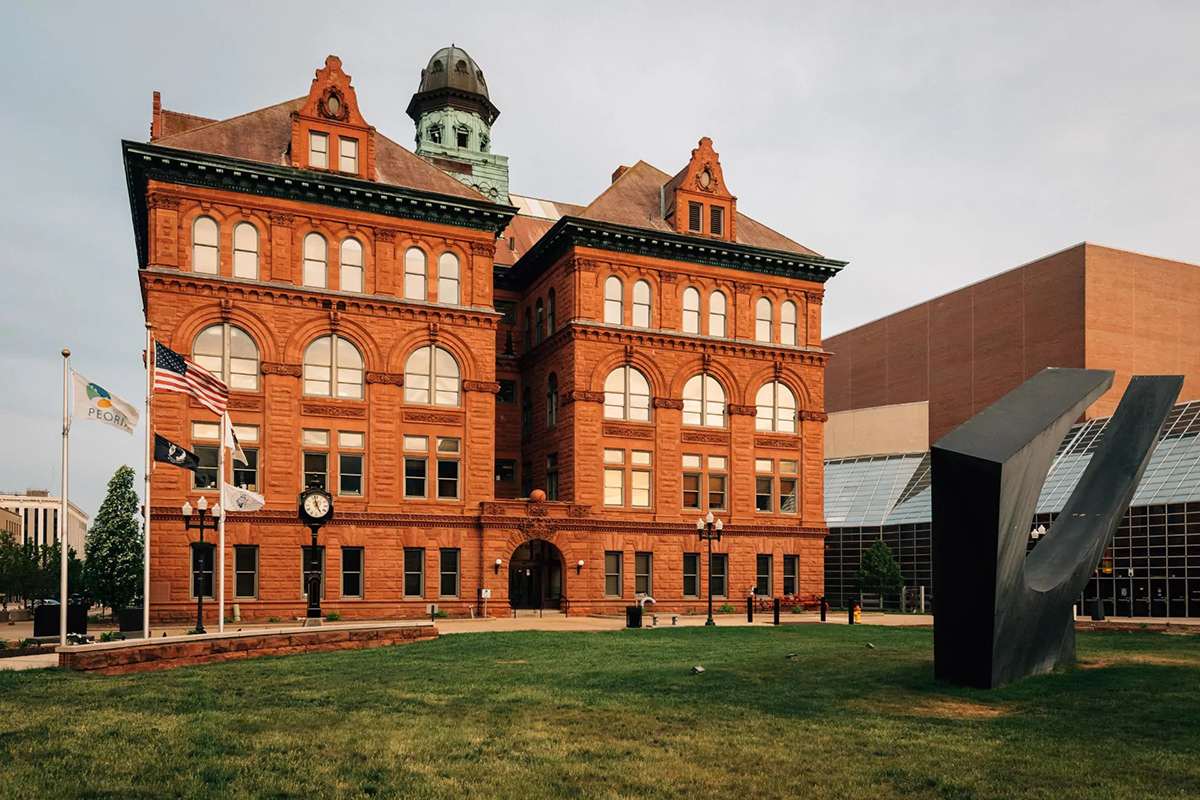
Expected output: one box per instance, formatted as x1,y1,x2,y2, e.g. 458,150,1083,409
666,137,737,242
290,55,377,180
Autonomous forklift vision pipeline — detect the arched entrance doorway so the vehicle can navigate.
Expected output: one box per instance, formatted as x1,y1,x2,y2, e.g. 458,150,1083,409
509,539,564,610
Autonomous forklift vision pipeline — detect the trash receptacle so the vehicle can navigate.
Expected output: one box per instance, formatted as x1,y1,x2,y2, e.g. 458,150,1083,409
625,605,643,628
1090,597,1105,621
67,601,88,635
33,604,57,637
119,608,144,636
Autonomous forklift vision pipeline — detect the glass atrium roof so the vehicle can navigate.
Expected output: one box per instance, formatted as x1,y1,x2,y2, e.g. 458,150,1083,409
825,400,1200,528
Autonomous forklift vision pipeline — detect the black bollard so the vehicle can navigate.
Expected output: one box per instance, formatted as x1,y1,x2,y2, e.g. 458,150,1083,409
1091,596,1105,621
848,603,856,625
820,596,827,622
773,597,780,626
747,596,754,623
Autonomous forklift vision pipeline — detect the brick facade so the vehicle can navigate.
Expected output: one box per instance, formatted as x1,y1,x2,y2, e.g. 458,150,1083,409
129,55,844,623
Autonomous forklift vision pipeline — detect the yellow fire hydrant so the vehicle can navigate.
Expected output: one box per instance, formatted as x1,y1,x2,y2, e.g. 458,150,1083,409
853,604,861,625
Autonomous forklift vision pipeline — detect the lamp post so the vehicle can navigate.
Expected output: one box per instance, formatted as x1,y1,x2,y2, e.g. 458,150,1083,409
696,511,724,627
182,496,221,634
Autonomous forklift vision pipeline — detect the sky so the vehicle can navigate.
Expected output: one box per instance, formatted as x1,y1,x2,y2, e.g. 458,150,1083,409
2,0,1199,519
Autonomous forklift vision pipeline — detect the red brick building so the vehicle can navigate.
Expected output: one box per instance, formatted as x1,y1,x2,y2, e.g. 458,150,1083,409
126,52,845,623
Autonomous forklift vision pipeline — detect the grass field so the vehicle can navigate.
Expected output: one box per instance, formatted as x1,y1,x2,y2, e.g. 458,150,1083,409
1,626,1198,799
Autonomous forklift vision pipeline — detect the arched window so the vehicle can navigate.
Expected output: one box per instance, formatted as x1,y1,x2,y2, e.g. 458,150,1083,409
682,374,726,428
756,381,798,433
192,324,259,392
521,387,532,438
524,308,533,352
604,366,651,422
604,276,623,324
781,300,798,346
546,373,559,427
404,345,460,407
303,335,364,399
682,287,701,334
340,238,364,293
632,280,652,328
535,299,545,344
709,291,727,337
437,252,460,305
404,247,427,300
192,216,219,274
755,297,773,343
547,289,557,334
232,222,258,280
303,233,328,288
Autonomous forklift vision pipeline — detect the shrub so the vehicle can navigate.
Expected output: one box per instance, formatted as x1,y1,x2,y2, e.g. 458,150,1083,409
268,616,281,623
433,609,449,619
718,603,735,613
18,638,36,649
791,606,804,614
325,612,341,622
87,613,102,623
0,638,8,651
99,631,125,643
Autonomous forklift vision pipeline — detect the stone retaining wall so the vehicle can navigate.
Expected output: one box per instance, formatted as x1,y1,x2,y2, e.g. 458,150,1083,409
58,622,438,674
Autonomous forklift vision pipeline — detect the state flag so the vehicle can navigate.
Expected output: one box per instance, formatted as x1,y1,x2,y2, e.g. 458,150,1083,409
153,434,199,471
223,414,248,466
222,482,265,513
152,341,229,416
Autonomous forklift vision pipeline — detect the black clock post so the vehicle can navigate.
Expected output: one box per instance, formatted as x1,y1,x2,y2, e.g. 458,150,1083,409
298,486,334,624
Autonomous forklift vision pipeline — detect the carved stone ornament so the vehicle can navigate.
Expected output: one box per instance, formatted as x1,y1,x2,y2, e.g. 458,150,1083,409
301,403,367,418
727,404,759,417
318,86,350,120
800,410,829,422
403,410,463,425
366,371,404,386
146,192,180,210
517,520,557,540
660,271,679,284
682,431,729,445
463,380,501,394
564,257,599,274
374,228,398,244
735,282,755,293
470,241,497,257
261,362,303,377
653,397,684,410
567,504,591,518
755,436,797,449
527,504,549,517
482,503,506,516
329,311,341,330
603,424,654,440
269,212,295,226
808,292,824,306
226,396,262,411
564,390,604,405
219,299,234,320
429,322,440,341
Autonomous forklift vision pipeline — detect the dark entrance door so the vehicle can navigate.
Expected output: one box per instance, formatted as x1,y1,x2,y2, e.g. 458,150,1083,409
508,540,564,610
510,566,542,608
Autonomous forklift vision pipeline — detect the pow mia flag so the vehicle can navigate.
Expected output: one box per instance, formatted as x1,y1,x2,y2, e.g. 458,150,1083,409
154,434,200,472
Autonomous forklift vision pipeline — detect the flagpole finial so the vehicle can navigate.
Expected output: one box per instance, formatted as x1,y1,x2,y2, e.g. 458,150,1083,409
62,349,70,357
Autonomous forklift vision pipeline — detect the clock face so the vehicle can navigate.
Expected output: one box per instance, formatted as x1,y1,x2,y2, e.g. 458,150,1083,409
303,492,330,519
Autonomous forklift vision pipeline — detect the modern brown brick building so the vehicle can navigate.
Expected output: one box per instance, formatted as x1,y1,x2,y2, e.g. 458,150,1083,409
126,52,846,623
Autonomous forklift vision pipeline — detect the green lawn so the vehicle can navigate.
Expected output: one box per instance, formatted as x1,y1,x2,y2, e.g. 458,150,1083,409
1,626,1198,799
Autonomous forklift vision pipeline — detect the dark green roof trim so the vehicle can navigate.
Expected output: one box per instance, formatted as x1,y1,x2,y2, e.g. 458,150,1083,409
122,140,514,268
510,217,847,289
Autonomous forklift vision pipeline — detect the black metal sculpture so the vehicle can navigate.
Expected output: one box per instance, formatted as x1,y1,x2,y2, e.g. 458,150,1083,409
931,368,1181,688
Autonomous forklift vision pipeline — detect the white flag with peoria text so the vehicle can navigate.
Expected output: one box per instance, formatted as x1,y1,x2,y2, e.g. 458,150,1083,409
222,482,265,513
71,372,139,434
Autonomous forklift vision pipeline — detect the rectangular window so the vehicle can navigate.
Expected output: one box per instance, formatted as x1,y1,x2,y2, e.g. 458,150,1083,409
604,551,623,597
604,448,625,465
710,205,724,236
683,473,702,509
456,128,469,148
546,453,559,501
631,469,651,508
495,300,518,326
439,548,460,598
688,201,702,232
404,458,428,498
303,429,330,447
497,380,517,403
495,459,517,483
708,474,727,510
756,476,774,513
783,554,799,596
403,548,425,597
403,435,427,452
193,445,219,490
604,468,624,507
683,553,700,598
756,554,773,597
309,131,329,169
304,452,329,492
710,553,728,598
339,453,364,496
339,136,358,173
191,543,215,599
635,552,653,596
192,422,220,440
233,448,259,491
301,545,326,600
521,461,533,497
437,459,460,500
234,545,258,599
779,477,799,514
342,546,363,598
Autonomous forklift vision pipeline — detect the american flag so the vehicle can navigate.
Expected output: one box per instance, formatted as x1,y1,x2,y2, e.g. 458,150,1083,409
153,341,229,415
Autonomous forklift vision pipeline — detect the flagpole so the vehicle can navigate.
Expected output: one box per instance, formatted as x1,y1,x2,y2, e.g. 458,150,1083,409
143,324,153,639
217,411,227,633
60,349,70,649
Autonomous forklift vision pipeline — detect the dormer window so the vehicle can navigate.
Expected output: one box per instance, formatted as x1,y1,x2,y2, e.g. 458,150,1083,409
710,206,724,236
339,137,358,174
309,132,329,169
688,202,702,233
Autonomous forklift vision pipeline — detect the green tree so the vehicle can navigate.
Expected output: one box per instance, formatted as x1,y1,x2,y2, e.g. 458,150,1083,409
0,532,19,606
854,539,905,596
84,465,144,614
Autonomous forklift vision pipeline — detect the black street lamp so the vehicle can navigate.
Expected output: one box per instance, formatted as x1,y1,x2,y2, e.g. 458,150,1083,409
182,496,221,634
696,511,724,627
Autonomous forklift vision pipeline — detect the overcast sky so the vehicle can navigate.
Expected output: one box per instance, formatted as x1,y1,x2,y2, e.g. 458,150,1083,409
3,0,1199,518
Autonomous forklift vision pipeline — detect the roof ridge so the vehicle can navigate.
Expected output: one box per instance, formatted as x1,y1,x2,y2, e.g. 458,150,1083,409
156,96,306,143
161,108,217,123
373,129,491,201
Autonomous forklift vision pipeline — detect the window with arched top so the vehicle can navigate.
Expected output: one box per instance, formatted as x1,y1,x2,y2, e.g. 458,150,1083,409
682,374,726,428
632,280,652,328
604,276,623,324
709,291,727,337
303,233,328,288
192,216,219,274
404,345,460,407
604,366,651,422
547,373,559,427
755,381,797,433
192,324,259,392
404,247,427,300
755,297,773,343
438,252,460,305
535,299,545,345
682,287,701,334
340,238,364,294
521,387,532,438
303,335,364,399
232,222,258,280
781,300,798,347
524,308,533,352
547,288,557,334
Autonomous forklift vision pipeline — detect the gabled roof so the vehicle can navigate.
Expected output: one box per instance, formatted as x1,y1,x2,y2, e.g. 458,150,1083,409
153,98,487,201
576,161,821,257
